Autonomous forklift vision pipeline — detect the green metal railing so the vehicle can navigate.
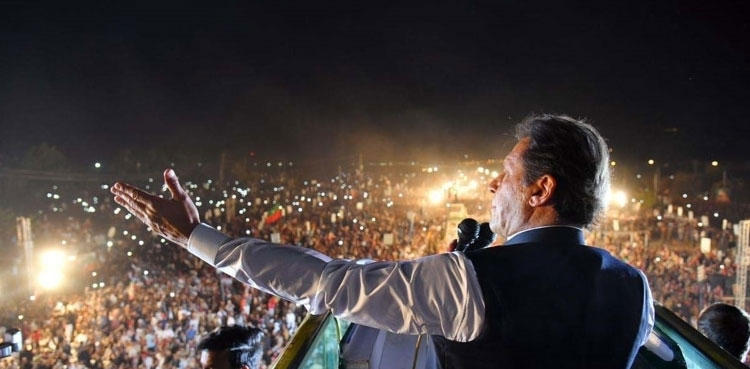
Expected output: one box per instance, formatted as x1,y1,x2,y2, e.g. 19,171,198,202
273,305,749,369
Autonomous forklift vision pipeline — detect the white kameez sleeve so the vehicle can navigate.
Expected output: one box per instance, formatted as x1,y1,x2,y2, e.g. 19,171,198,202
187,223,485,342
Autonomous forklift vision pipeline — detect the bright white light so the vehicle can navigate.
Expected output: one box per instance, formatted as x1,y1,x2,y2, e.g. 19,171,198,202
477,167,484,173
94,162,101,168
491,171,499,178
682,193,688,198
711,161,718,167
428,189,444,205
38,271,63,289
41,250,65,268
648,159,655,165
612,190,628,208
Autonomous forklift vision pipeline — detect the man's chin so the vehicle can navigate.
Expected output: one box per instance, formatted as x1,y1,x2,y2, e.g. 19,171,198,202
489,222,505,238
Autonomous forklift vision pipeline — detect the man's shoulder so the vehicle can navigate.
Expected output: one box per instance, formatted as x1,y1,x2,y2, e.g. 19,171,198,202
468,242,644,278
584,245,641,272
581,245,649,291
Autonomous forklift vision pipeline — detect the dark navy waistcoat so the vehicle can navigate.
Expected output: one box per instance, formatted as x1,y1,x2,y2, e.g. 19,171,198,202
431,227,650,369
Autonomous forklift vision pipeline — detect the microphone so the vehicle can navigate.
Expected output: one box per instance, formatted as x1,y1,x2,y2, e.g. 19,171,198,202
466,222,497,252
456,218,496,252
456,218,480,252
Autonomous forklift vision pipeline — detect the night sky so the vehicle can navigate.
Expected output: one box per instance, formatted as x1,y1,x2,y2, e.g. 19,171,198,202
1,1,748,166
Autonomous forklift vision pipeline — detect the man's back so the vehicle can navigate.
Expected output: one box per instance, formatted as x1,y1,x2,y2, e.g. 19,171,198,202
433,227,652,369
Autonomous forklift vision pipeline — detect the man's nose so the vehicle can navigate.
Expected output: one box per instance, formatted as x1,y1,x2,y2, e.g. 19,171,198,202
488,176,500,194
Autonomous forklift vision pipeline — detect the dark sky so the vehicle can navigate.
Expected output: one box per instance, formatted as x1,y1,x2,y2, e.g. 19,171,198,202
1,1,748,166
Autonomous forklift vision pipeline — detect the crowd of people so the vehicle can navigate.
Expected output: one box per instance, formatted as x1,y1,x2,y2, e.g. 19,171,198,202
591,211,741,325
0,164,746,368
0,166,458,369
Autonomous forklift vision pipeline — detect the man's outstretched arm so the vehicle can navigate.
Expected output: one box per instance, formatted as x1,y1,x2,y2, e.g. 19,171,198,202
112,169,485,342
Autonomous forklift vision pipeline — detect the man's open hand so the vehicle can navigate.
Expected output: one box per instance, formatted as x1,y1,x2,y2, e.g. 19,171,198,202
110,169,200,249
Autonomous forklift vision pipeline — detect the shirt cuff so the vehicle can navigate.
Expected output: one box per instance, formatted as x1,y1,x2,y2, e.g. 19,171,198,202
187,223,231,266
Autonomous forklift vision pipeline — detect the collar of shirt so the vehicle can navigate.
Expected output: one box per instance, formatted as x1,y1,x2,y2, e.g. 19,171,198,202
504,225,585,246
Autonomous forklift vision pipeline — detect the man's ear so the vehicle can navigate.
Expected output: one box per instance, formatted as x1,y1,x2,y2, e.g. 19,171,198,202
527,174,556,207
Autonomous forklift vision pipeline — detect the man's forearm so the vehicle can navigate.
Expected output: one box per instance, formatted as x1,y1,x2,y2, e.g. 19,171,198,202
187,223,486,342
189,223,331,308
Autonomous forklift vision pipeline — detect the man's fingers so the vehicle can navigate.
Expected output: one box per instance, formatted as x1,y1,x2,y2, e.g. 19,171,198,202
111,182,155,207
114,195,150,224
163,169,187,200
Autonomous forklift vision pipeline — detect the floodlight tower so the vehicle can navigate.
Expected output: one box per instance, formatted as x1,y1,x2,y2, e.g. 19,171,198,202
16,217,34,296
735,220,750,310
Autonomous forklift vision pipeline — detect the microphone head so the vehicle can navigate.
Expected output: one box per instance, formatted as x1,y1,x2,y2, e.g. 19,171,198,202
478,222,496,243
464,222,497,251
457,218,480,252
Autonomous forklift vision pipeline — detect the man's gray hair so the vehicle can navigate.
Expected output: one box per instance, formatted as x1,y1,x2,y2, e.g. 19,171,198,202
515,114,611,228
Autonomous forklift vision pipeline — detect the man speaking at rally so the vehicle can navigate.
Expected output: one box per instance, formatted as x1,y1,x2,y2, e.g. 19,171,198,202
111,114,653,368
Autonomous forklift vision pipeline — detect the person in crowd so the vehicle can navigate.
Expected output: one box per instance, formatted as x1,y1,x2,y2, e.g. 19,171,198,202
111,114,654,368
197,326,264,369
697,303,750,361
